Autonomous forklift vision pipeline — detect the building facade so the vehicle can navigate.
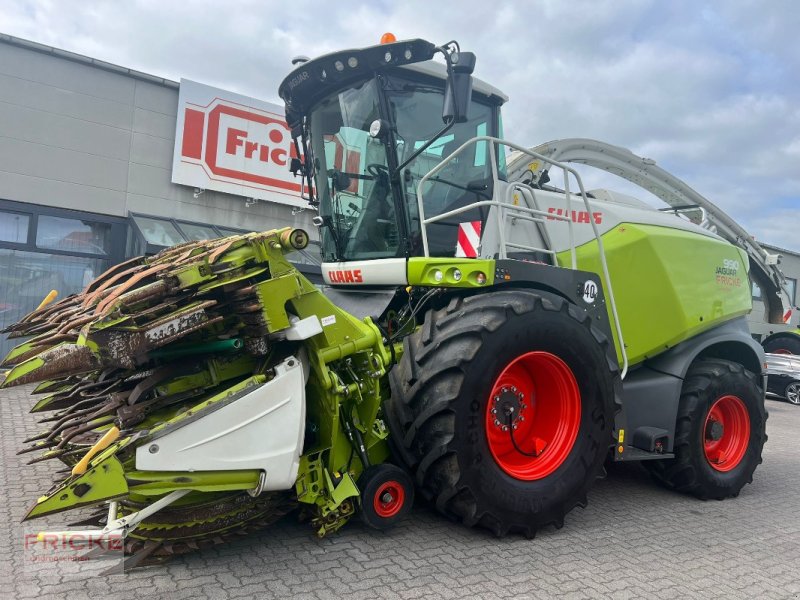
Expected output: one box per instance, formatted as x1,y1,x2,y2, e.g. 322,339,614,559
0,34,316,355
748,243,800,341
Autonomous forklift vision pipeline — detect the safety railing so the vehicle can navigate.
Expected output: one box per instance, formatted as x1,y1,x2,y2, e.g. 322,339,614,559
416,136,628,378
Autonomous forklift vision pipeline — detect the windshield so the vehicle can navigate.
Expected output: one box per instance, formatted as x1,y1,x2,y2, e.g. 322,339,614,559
386,76,495,256
310,79,397,262
308,72,498,262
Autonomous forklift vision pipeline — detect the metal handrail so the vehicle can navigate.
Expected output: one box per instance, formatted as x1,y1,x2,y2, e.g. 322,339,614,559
415,135,628,379
420,199,569,258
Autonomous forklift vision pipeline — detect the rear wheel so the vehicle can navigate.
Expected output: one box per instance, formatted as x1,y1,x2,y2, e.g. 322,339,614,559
763,335,800,355
386,290,619,537
647,358,766,499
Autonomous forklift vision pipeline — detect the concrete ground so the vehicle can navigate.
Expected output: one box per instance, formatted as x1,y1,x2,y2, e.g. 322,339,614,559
1,384,798,600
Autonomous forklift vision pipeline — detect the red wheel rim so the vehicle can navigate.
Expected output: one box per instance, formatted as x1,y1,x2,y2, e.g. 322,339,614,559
373,481,405,518
484,351,581,480
771,348,793,355
703,395,750,472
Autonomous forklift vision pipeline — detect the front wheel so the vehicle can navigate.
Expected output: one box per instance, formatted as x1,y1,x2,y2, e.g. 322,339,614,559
647,359,767,499
386,290,620,537
359,464,414,530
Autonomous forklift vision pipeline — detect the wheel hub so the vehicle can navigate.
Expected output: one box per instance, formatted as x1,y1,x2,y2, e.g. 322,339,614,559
484,351,581,481
490,386,528,431
703,395,750,472
373,481,405,518
705,419,724,441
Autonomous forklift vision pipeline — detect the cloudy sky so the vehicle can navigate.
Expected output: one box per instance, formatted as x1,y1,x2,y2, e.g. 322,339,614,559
1,0,798,251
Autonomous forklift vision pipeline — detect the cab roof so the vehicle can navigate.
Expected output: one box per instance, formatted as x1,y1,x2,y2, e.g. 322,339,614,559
279,37,507,131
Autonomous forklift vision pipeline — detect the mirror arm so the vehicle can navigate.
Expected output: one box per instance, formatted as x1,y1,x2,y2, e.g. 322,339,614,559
394,118,455,174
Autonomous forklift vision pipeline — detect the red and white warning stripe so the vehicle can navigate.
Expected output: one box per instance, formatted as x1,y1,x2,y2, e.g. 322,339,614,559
456,221,482,258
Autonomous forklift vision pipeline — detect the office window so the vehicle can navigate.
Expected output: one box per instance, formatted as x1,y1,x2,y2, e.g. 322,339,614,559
787,277,797,305
36,216,111,255
0,211,30,244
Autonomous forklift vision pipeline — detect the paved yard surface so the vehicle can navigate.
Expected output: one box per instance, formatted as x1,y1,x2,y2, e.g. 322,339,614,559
1,384,798,600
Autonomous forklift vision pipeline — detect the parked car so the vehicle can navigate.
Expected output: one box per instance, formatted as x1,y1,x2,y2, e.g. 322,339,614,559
765,353,800,405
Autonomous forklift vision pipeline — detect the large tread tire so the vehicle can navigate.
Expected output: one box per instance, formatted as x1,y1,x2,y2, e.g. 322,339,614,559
385,290,620,537
646,358,767,499
762,334,800,355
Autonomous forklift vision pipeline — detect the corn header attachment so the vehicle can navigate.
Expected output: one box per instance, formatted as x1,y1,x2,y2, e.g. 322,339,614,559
4,227,398,565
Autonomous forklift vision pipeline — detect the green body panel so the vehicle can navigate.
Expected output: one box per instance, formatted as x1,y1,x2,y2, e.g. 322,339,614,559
557,223,752,365
26,454,129,519
124,469,263,496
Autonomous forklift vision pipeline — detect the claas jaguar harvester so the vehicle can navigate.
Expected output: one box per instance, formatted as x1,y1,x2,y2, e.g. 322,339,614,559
6,35,786,567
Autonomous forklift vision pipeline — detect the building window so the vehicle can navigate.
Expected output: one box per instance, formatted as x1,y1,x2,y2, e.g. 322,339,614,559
787,277,797,306
36,215,112,255
752,278,797,306
128,214,252,256
0,210,30,244
176,222,221,241
0,199,126,358
131,215,186,247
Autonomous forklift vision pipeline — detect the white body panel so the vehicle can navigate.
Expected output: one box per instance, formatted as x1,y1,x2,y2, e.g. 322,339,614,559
321,258,407,285
135,356,305,491
480,180,717,260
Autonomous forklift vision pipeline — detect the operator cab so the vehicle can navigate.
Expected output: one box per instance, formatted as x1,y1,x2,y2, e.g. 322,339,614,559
279,37,507,272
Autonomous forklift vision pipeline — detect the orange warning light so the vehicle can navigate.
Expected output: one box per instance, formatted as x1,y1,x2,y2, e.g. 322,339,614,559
380,32,397,44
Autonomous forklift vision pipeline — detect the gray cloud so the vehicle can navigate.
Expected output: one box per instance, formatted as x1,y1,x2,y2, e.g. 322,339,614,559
1,0,797,249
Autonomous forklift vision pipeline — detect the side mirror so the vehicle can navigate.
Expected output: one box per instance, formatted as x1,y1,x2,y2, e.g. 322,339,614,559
443,52,476,123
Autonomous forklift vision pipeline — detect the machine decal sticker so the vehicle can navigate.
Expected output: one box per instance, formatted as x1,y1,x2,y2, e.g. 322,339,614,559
326,269,364,284
581,280,598,304
715,259,742,288
546,207,603,224
456,221,482,258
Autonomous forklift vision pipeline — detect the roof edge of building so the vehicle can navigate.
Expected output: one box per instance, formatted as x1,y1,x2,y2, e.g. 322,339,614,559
0,31,179,89
761,242,800,258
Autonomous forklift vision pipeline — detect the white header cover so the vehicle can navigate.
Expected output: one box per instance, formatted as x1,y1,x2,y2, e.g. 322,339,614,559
171,79,304,207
